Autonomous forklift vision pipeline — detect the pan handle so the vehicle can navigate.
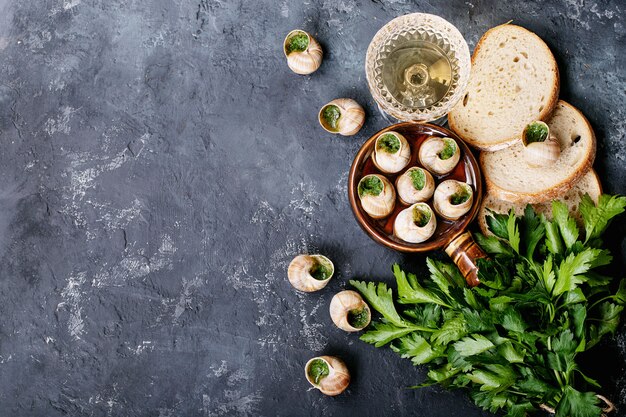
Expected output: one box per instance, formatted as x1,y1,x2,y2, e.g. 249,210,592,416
444,232,487,287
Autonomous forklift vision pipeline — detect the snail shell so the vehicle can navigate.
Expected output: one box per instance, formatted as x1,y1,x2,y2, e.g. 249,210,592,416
395,167,435,205
521,120,561,167
305,356,350,396
283,30,323,75
357,174,395,219
418,137,461,175
372,131,411,174
287,254,334,292
329,290,371,332
521,120,550,146
319,98,365,136
393,202,437,244
433,180,473,220
523,137,561,167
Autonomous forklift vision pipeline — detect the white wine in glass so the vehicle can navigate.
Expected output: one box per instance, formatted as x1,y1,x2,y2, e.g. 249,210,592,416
366,13,471,123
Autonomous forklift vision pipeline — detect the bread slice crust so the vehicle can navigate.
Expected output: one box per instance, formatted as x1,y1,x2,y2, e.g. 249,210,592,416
480,100,596,204
478,169,602,235
448,24,560,151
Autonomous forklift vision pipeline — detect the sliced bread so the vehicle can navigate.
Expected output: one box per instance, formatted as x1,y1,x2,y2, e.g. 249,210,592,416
478,169,602,235
480,100,596,204
448,24,560,150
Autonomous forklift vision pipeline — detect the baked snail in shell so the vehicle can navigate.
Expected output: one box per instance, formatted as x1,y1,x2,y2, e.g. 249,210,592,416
357,174,395,219
433,180,473,220
418,137,461,175
305,356,350,396
372,131,411,174
287,254,334,292
319,98,365,136
329,290,371,332
521,121,561,168
393,202,437,244
395,167,435,205
283,29,323,75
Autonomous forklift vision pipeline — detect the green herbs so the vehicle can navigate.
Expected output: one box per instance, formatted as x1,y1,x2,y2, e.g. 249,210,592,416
358,175,383,197
524,121,549,144
352,194,626,417
409,168,426,190
310,260,331,281
450,186,471,205
322,105,341,131
438,139,457,160
377,133,401,154
285,33,309,54
307,359,329,384
412,205,431,227
348,308,369,329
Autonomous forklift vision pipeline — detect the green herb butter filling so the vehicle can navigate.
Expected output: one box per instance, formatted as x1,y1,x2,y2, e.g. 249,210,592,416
412,205,431,227
438,139,457,160
347,308,369,329
307,359,329,384
310,259,331,281
286,33,309,55
524,122,549,143
450,186,471,205
322,105,341,131
377,133,401,154
358,176,383,198
408,168,426,190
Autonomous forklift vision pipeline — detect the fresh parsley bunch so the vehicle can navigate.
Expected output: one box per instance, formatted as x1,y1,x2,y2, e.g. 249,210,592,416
351,194,626,417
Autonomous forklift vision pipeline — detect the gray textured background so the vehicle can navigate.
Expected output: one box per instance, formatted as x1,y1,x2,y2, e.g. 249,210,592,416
0,0,625,416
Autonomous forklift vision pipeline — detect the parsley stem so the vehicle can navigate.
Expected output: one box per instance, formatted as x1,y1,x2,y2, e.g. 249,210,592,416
547,336,552,350
553,369,564,388
506,389,529,397
588,295,613,311
408,325,435,333
546,304,555,323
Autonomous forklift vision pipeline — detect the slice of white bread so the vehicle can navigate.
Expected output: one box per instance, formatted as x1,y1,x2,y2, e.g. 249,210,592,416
448,24,560,150
478,169,602,235
480,100,596,204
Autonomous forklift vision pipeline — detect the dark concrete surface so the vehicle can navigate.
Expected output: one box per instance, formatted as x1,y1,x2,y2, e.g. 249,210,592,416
0,0,625,415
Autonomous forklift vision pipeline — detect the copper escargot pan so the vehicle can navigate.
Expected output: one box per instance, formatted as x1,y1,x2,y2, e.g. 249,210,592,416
348,122,486,286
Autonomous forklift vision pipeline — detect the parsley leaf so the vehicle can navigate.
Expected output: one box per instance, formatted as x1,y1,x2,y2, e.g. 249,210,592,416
506,402,536,417
555,386,601,417
588,302,623,348
471,390,511,412
453,334,495,356
501,308,527,333
474,233,514,256
391,333,444,364
506,211,520,254
543,215,565,255
394,264,449,307
467,364,515,391
553,248,599,296
360,322,417,347
350,280,408,327
431,314,467,346
615,279,626,305
427,363,461,383
521,205,545,258
498,342,526,363
552,201,579,249
579,194,626,242
542,255,556,293
485,209,510,239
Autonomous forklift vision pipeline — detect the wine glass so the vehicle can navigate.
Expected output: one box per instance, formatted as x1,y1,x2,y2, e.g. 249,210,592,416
365,13,471,124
